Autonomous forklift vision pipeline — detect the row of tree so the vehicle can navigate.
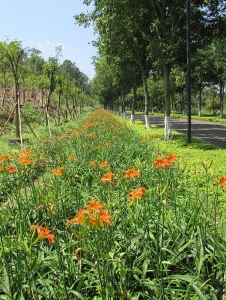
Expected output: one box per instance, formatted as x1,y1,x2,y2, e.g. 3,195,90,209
0,39,90,140
76,0,226,138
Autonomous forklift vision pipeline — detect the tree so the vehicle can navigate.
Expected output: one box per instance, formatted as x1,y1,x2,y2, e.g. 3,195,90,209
59,59,89,87
41,57,58,135
91,57,117,110
74,0,153,129
0,39,26,141
23,47,45,75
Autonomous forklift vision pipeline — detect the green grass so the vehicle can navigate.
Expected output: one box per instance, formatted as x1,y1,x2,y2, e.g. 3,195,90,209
128,120,226,178
0,109,226,299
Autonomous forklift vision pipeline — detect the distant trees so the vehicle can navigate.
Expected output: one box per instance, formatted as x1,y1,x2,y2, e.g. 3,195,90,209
75,0,226,138
0,39,26,140
0,38,91,140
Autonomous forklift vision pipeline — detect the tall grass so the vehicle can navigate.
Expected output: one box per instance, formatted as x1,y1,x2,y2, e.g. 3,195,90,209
0,109,226,299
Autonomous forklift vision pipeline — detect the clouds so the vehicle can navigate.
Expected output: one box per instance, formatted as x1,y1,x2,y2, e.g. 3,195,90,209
30,40,66,59
29,39,95,78
0,0,96,78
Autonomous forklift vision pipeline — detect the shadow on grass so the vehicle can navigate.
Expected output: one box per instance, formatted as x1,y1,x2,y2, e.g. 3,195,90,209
169,131,220,150
132,120,220,151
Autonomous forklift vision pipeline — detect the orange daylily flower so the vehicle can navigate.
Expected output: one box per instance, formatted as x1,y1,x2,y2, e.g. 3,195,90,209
127,187,147,203
68,155,77,162
20,149,33,157
66,200,113,228
30,225,55,244
22,149,31,156
6,165,18,173
85,199,105,212
214,176,226,188
89,159,98,166
89,216,98,226
61,136,67,141
152,157,170,169
140,138,146,143
166,154,178,163
152,154,178,170
99,160,108,167
0,154,12,161
95,145,101,150
123,168,141,181
100,172,115,185
98,209,113,226
51,167,66,176
18,156,34,166
66,209,91,225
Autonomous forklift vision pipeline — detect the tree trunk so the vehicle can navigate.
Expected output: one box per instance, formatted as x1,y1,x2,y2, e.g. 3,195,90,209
121,90,126,119
45,105,51,137
142,68,151,129
130,84,137,124
164,64,172,139
71,97,77,119
45,93,52,137
1,71,7,105
58,92,61,123
219,80,224,119
65,96,69,121
198,85,202,117
15,81,20,138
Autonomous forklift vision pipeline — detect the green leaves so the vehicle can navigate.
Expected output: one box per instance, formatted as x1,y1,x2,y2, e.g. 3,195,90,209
0,109,226,298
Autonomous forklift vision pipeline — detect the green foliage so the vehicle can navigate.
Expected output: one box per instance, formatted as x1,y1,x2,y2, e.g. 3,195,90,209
0,110,226,299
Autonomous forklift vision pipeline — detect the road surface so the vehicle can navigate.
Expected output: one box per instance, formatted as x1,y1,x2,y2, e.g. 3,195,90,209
127,114,226,149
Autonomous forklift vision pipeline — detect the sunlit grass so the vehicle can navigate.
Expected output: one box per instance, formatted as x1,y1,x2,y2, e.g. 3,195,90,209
0,109,226,299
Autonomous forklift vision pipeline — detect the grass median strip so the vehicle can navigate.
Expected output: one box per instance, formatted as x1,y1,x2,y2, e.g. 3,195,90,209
0,109,225,299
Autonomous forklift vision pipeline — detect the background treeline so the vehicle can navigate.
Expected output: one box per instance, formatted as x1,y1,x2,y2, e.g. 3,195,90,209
79,0,226,128
0,40,95,139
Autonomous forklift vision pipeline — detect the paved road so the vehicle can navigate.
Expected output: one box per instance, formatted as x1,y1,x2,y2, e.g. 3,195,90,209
127,114,226,149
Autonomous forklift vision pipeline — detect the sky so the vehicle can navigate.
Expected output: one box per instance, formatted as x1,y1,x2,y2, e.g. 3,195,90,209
0,0,97,79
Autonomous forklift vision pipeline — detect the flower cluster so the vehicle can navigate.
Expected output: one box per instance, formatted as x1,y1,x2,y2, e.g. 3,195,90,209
66,199,113,228
152,154,178,170
0,150,36,173
18,149,34,166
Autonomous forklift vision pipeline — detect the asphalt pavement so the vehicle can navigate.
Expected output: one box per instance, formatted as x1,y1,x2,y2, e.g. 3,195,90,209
127,114,226,150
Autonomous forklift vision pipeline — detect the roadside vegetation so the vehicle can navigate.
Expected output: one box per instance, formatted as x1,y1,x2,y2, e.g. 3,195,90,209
1,109,226,299
0,1,225,298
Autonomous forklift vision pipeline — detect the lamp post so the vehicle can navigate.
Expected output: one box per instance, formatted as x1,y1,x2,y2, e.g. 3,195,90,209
187,0,192,143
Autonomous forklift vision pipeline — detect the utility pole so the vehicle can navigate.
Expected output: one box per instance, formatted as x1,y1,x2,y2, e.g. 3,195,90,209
187,0,192,143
